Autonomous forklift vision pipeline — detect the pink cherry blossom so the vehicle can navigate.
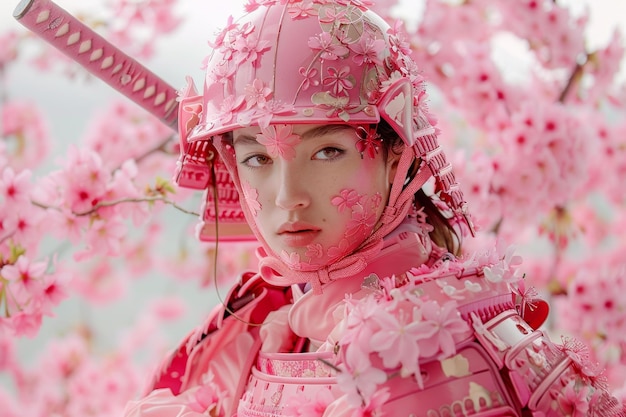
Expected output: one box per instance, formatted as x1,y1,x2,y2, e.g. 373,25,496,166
1,256,46,300
415,300,470,359
218,95,246,125
244,78,273,109
323,66,355,96
231,32,271,66
1,100,51,170
337,346,387,408
287,1,316,20
369,306,432,376
557,381,591,417
0,31,18,67
0,168,31,205
6,310,42,338
349,35,385,66
308,32,350,61
256,124,302,160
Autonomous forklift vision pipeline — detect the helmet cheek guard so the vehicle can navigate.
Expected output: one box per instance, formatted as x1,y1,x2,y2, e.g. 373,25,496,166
175,77,254,241
174,1,471,243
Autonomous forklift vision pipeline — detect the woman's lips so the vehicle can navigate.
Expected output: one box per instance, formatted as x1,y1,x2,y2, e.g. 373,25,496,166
277,222,321,247
278,230,321,247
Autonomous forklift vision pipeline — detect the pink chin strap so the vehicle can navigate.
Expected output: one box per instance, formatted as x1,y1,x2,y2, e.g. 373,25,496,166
257,148,433,294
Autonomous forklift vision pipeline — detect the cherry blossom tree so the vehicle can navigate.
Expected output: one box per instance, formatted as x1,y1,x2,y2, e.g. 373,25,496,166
0,0,625,414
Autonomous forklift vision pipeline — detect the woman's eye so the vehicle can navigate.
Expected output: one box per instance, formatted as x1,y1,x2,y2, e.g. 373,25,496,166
241,154,272,167
314,147,344,160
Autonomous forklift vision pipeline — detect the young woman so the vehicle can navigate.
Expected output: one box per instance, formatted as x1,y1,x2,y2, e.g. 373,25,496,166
124,1,623,416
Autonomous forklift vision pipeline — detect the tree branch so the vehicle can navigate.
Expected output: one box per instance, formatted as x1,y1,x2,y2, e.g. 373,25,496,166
33,196,199,218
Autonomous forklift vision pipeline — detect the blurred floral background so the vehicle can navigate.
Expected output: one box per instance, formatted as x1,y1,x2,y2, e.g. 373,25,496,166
1,0,625,415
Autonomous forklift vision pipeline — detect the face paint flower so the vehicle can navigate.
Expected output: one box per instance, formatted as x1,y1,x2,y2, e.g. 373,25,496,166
241,181,261,217
331,189,361,213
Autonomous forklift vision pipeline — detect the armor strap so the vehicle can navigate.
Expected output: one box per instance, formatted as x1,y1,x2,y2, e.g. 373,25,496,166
149,273,291,395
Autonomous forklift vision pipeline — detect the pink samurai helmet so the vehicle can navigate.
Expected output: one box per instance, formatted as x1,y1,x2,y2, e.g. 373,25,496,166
174,0,470,242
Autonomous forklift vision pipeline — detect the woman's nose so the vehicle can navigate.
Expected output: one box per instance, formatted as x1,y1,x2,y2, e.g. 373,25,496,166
274,163,311,210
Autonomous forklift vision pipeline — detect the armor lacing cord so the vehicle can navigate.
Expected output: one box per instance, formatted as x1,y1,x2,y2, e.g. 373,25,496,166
257,238,384,294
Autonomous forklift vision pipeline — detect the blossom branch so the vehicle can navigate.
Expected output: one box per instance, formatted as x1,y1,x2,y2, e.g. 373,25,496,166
559,52,593,103
32,196,199,217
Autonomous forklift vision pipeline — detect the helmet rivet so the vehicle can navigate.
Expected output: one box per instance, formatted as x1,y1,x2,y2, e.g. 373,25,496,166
303,108,314,117
364,105,376,117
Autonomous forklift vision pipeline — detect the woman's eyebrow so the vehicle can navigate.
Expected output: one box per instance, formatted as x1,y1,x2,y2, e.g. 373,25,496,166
233,124,354,145
232,134,261,146
301,124,354,139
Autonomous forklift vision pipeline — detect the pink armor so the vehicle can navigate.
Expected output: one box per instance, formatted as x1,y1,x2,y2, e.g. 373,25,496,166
125,226,623,417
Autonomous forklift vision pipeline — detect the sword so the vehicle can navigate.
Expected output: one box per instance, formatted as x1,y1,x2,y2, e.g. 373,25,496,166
13,0,259,242
13,0,179,131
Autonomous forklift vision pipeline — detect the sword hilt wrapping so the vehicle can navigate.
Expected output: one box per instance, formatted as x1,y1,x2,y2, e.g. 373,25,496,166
14,0,179,131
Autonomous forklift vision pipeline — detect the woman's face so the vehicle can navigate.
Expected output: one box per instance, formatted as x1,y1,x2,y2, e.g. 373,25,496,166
232,123,398,268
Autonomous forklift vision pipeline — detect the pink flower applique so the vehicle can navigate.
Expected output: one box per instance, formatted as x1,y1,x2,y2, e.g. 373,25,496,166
415,300,470,360
331,189,361,213
218,95,245,125
256,124,301,160
308,32,349,61
287,1,316,20
558,337,603,383
352,387,390,417
207,16,237,50
254,100,297,129
244,0,263,13
349,34,385,66
482,246,523,284
354,125,382,159
557,381,590,417
208,61,237,84
244,78,273,109
241,181,261,217
299,66,320,91
311,91,351,121
369,307,426,376
387,22,413,56
319,7,350,25
337,0,375,11
342,295,380,346
323,66,355,96
232,32,271,67
336,348,387,408
282,387,335,417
